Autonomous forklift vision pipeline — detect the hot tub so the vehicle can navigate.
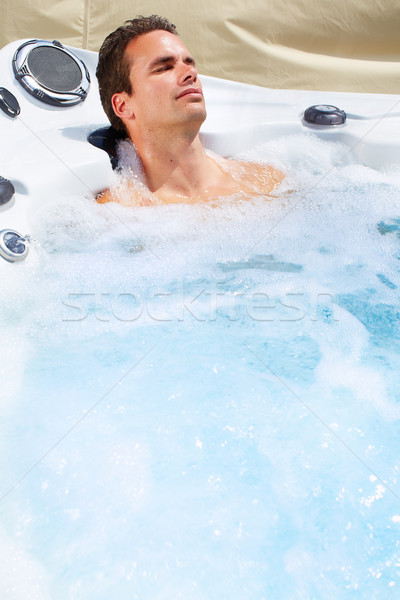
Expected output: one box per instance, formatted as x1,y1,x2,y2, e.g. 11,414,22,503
1,39,400,599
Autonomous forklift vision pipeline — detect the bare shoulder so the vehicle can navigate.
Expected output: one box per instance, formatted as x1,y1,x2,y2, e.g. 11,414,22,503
95,178,155,207
96,188,114,204
228,159,285,195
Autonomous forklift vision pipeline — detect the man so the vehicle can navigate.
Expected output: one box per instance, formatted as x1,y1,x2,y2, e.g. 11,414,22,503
96,15,284,205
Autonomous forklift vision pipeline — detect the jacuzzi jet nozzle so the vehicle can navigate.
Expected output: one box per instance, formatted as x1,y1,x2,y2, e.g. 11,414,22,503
0,177,15,205
0,229,29,262
304,105,346,126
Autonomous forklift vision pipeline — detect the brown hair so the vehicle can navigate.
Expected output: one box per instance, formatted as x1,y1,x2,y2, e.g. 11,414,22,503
96,15,178,131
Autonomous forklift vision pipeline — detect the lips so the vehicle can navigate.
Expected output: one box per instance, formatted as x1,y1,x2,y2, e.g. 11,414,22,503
176,88,203,99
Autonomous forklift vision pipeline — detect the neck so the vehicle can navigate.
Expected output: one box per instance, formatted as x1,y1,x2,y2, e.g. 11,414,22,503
128,124,215,198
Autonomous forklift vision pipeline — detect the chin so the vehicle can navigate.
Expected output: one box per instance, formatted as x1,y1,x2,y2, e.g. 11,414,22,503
185,105,207,124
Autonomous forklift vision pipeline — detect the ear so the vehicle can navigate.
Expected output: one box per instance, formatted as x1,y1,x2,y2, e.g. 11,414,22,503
111,92,135,120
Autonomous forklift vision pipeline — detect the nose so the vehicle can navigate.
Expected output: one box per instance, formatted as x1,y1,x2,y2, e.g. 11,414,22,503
181,62,198,84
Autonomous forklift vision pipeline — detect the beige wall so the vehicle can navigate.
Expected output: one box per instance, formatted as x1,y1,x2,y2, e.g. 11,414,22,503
2,0,400,93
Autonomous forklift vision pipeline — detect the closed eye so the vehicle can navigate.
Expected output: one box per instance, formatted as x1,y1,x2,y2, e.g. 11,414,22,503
154,64,173,73
149,55,196,73
149,55,175,73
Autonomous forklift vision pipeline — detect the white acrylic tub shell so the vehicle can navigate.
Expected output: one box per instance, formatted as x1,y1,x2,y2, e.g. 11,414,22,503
0,39,400,268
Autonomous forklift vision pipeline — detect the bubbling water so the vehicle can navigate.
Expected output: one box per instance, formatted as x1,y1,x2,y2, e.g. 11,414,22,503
1,132,400,599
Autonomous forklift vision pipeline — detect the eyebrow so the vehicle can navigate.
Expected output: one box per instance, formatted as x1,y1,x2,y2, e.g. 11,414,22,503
148,55,196,70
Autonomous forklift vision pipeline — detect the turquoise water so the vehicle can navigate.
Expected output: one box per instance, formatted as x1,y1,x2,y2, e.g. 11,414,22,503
1,133,400,598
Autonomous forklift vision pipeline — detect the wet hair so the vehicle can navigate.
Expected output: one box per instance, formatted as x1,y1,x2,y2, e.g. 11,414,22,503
96,15,178,131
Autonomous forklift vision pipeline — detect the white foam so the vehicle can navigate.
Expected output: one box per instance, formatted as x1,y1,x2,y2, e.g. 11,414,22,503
0,525,51,600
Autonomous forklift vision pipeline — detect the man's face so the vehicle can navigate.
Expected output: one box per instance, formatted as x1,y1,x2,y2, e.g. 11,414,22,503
122,30,206,134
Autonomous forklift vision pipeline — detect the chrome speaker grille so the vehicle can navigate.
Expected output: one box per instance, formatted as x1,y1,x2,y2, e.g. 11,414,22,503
13,39,90,106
